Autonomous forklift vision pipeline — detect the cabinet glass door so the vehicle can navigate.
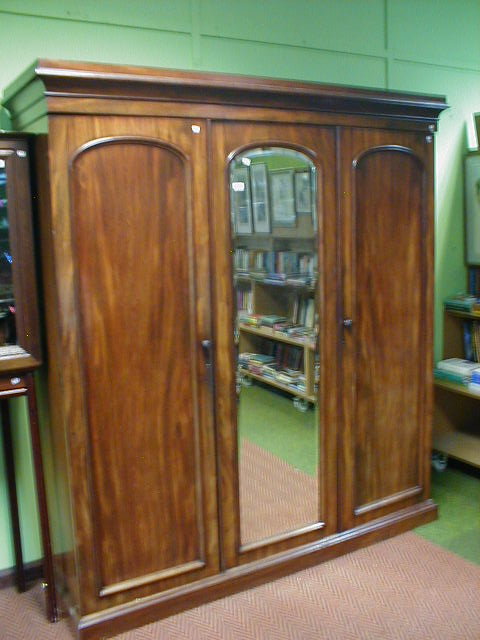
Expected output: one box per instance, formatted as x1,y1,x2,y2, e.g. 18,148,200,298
212,121,337,568
0,157,18,353
231,147,319,546
0,139,40,372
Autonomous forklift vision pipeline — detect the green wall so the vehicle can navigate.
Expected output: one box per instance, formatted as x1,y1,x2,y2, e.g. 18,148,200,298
0,0,478,572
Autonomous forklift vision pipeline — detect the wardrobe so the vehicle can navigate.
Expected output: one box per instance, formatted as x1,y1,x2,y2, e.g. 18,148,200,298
3,60,447,638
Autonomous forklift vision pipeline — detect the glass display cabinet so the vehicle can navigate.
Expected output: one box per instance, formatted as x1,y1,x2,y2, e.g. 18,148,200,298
0,135,40,372
0,134,56,621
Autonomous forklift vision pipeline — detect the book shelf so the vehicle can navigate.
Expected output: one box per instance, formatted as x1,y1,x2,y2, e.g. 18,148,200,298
234,206,318,411
236,275,317,411
434,309,480,467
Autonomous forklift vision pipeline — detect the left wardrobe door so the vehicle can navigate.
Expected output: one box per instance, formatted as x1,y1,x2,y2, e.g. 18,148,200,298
43,116,219,613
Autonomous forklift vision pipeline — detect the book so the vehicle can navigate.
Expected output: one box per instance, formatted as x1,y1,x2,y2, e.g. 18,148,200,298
436,358,480,378
444,293,477,312
471,369,480,384
433,368,468,385
248,353,276,365
260,315,288,327
468,382,480,395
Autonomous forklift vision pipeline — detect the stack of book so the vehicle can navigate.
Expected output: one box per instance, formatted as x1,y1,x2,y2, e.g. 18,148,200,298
444,293,478,313
434,358,480,385
238,346,305,391
247,353,276,375
233,248,317,286
259,315,288,327
238,313,262,326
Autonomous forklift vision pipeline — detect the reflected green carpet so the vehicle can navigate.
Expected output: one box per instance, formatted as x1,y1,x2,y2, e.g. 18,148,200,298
238,382,480,565
238,382,317,476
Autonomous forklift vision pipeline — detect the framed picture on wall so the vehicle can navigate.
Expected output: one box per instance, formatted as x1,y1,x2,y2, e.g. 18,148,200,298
465,152,480,265
231,166,253,234
270,169,296,227
250,163,270,232
294,169,312,214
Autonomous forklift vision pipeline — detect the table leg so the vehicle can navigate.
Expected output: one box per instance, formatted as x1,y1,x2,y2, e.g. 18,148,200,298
1,398,26,592
25,373,58,622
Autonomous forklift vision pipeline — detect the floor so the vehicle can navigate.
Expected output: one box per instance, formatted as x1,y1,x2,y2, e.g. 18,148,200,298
3,532,480,639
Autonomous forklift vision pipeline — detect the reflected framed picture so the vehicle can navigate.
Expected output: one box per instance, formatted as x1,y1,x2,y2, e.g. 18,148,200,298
250,163,270,233
231,166,253,234
294,169,312,214
465,152,480,265
270,169,296,227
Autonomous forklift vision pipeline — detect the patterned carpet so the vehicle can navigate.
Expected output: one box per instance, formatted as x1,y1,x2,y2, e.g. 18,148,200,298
239,439,318,544
1,532,480,639
2,441,480,639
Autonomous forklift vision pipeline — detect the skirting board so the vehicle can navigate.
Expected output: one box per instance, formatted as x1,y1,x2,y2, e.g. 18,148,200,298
0,559,43,590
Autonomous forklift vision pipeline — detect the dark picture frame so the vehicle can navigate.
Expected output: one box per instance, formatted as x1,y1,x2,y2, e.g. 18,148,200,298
230,165,253,234
294,169,312,214
465,152,480,265
250,162,270,233
270,169,296,227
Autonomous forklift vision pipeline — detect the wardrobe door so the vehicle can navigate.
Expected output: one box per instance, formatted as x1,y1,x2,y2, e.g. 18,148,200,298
45,116,219,613
339,128,434,529
210,121,338,568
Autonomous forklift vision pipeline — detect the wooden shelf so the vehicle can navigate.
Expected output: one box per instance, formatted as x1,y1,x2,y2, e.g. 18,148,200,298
434,379,480,400
435,306,480,467
239,324,316,350
433,429,480,468
242,370,316,404
445,309,480,320
235,277,315,293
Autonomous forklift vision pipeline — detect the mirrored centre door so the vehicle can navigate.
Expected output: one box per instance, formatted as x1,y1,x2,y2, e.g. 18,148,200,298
210,121,339,568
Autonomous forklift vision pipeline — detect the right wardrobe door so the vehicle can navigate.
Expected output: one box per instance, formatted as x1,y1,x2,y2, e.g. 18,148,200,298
210,121,339,570
339,128,434,530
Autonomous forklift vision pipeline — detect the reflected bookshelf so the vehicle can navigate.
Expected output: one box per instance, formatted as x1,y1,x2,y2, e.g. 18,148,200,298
236,270,318,408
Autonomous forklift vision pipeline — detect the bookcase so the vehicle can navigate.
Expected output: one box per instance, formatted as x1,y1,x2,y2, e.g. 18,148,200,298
3,59,447,639
234,227,317,410
434,309,480,467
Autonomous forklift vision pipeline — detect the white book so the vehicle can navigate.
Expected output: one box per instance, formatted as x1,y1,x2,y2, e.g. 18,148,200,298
436,358,480,376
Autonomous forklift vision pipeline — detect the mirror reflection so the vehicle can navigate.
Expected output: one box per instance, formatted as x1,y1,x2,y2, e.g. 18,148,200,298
0,159,17,353
231,147,320,546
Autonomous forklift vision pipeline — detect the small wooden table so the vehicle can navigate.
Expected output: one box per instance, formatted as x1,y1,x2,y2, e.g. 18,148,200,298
1,371,57,621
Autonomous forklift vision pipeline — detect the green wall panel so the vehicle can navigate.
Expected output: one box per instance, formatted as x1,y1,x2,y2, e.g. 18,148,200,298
0,0,192,33
390,60,480,360
389,0,480,69
200,0,386,56
0,13,193,91
200,36,387,86
0,426,14,568
0,398,41,571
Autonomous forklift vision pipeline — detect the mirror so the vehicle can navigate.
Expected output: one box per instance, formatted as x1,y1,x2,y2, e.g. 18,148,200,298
230,147,320,546
0,158,18,354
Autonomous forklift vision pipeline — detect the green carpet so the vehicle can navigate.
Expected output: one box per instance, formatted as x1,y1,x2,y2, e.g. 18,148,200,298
415,467,480,565
238,382,480,565
238,382,318,476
